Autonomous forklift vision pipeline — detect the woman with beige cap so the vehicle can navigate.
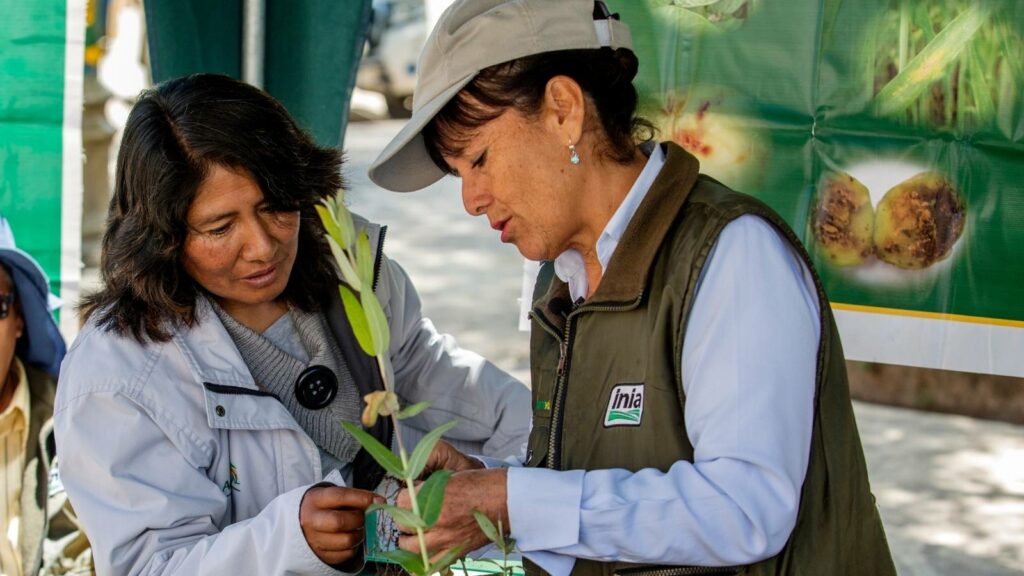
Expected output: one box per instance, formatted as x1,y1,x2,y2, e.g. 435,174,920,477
370,0,895,574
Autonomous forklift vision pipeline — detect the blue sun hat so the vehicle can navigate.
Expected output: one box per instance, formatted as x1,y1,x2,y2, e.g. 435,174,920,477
0,214,66,376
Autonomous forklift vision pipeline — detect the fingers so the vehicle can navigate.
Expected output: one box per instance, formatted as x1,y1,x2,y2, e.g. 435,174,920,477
397,527,489,558
303,512,364,566
306,508,366,534
300,485,374,566
307,525,364,552
422,441,479,477
305,485,378,511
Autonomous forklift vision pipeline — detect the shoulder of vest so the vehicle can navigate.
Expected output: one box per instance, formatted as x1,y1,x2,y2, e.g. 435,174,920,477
676,176,805,253
687,176,779,221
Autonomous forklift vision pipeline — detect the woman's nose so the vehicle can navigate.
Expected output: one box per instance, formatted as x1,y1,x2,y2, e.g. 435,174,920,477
461,175,489,217
241,219,277,261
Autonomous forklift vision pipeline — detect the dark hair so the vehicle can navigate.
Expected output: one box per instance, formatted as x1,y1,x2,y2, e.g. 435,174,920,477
81,73,342,343
423,48,654,172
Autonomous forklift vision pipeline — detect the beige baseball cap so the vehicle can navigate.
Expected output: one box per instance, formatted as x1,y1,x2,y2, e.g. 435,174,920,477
367,0,633,192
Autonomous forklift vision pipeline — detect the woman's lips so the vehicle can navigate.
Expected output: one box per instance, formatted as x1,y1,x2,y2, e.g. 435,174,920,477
491,218,511,243
241,265,278,288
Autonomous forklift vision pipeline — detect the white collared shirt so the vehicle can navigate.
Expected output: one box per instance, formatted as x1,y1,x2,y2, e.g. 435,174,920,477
506,146,820,574
553,143,666,301
0,359,30,576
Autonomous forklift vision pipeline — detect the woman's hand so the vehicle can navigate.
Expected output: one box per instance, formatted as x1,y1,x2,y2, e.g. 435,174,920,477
418,439,483,479
300,485,378,567
396,468,508,556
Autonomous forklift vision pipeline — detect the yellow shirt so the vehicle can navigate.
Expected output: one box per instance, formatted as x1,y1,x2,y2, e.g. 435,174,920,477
0,359,29,576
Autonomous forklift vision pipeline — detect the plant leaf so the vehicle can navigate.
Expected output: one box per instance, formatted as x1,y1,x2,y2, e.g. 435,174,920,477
381,549,426,576
407,420,459,480
340,421,405,477
326,236,362,291
427,544,466,575
396,401,431,420
335,197,357,249
652,3,716,34
380,504,427,530
713,0,746,14
339,285,375,356
366,502,385,514
356,229,374,286
315,204,344,247
472,509,500,545
361,289,391,357
416,470,451,528
874,5,991,116
967,41,994,122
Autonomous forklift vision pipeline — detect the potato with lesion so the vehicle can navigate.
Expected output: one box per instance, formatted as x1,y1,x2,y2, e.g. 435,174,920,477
873,172,965,270
812,172,875,267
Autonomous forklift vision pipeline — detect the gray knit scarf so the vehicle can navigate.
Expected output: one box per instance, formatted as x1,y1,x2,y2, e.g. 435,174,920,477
209,299,363,464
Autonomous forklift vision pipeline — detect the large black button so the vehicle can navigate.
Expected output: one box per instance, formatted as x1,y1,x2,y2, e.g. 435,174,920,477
295,365,338,410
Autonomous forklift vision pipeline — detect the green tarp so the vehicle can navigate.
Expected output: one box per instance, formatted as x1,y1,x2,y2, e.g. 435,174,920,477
0,0,83,335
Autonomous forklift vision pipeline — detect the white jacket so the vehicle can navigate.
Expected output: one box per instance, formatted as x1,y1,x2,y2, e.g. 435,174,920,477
54,221,530,576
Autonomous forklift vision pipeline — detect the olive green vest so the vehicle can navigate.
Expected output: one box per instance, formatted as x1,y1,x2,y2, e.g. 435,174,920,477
525,143,895,576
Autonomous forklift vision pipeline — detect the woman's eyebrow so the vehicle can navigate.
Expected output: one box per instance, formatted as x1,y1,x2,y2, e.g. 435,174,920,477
191,210,236,227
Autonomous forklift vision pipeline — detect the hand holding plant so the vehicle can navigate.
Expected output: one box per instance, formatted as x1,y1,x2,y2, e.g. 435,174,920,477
394,467,508,556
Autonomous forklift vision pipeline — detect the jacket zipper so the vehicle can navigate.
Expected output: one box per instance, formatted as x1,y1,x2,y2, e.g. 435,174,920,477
548,316,575,469
532,297,643,470
372,226,388,292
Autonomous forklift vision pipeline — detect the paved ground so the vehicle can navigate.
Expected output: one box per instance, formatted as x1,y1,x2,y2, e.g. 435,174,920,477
344,119,1024,575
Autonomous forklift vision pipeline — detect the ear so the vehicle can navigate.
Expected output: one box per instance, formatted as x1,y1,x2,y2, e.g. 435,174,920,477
541,75,586,144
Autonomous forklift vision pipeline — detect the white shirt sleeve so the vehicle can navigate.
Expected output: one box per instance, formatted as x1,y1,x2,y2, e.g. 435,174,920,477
507,215,820,573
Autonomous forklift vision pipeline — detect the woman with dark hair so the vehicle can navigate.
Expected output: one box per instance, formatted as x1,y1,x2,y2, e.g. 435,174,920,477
368,1,895,575
54,73,530,575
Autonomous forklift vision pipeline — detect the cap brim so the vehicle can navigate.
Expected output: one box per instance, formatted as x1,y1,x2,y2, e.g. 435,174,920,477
367,73,476,193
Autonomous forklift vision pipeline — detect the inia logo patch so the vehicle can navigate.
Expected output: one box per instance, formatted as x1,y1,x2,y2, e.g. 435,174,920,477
604,384,644,427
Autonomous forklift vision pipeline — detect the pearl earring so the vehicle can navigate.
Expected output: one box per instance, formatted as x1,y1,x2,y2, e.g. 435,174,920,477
568,141,581,165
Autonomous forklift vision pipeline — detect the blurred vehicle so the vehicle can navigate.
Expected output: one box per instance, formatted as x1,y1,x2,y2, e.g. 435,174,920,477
357,0,426,118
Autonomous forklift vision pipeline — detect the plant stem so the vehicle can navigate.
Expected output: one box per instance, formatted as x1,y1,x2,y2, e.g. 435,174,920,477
377,354,432,573
397,442,431,573
898,0,910,72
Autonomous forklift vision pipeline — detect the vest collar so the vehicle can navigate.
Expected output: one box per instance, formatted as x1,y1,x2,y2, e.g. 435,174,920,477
535,142,700,326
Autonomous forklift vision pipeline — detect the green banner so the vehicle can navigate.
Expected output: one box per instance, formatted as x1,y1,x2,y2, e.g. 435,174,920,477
607,0,1024,376
0,0,84,335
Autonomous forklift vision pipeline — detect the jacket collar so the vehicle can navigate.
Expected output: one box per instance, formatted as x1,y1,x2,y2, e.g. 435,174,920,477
172,296,259,390
535,142,700,325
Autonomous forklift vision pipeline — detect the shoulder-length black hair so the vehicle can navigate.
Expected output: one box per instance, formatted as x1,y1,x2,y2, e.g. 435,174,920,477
423,48,655,172
82,73,342,343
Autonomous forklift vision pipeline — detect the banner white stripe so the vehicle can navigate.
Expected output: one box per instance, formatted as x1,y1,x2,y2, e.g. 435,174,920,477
834,309,1024,378
60,0,86,341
